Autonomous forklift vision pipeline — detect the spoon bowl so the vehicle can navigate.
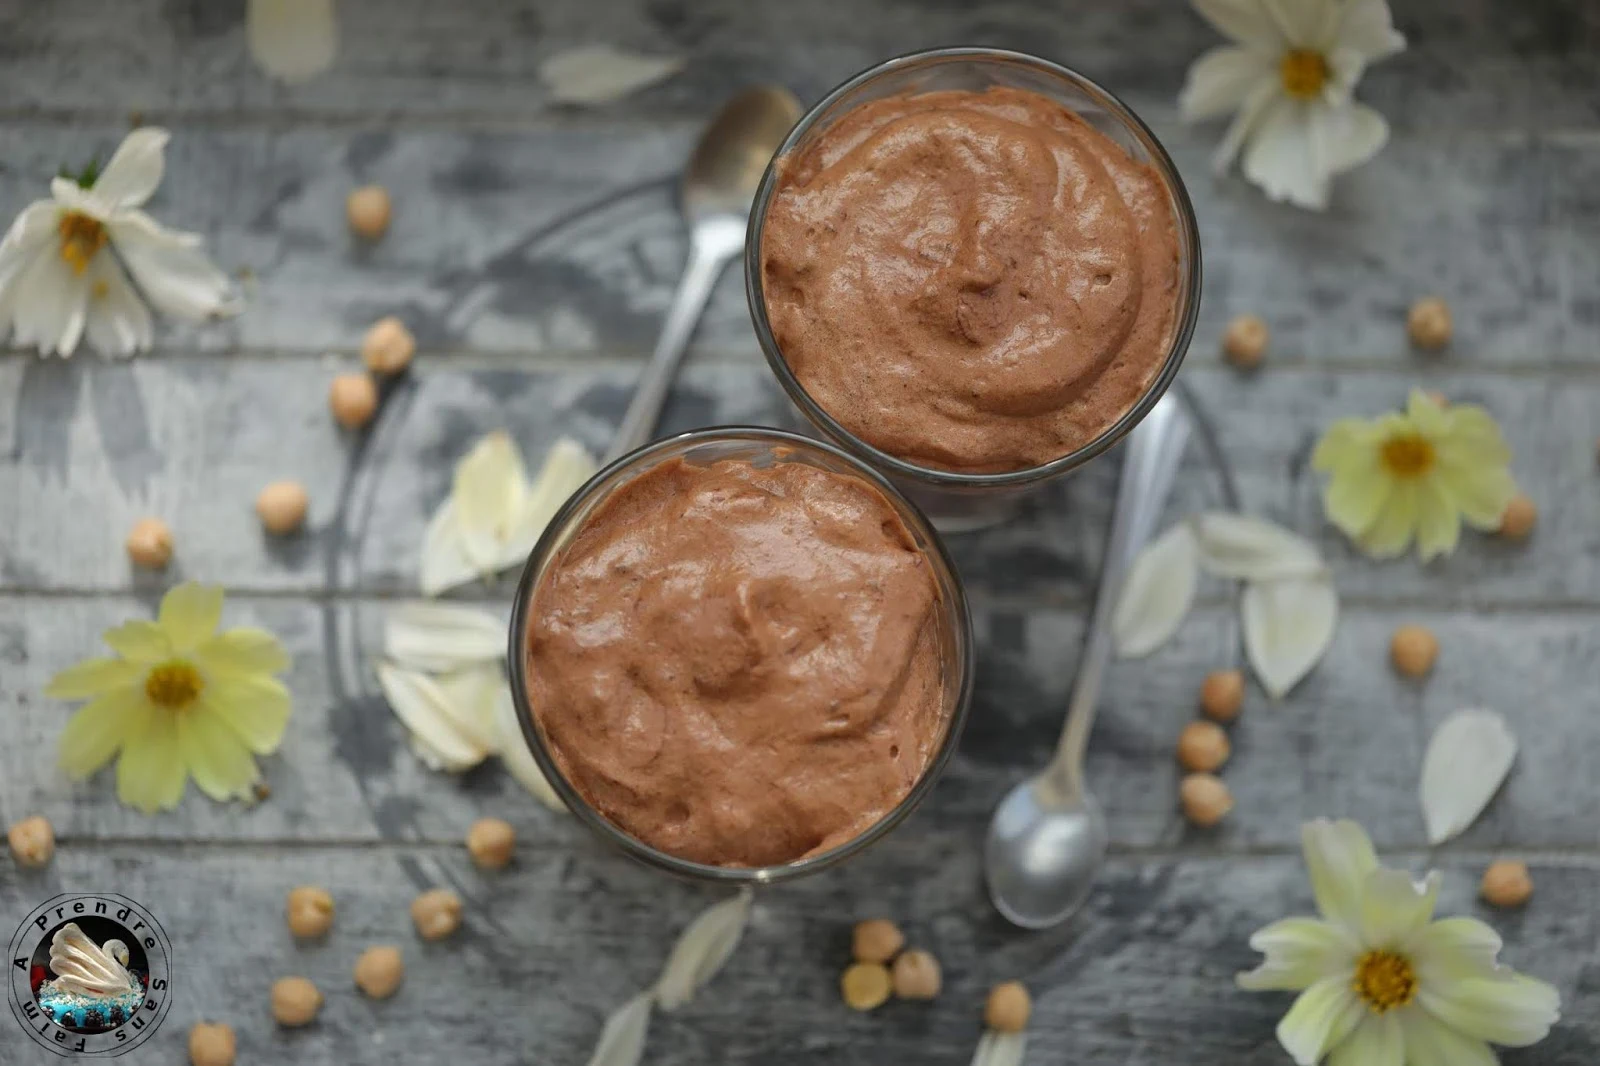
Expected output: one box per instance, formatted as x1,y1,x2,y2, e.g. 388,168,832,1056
985,778,1107,929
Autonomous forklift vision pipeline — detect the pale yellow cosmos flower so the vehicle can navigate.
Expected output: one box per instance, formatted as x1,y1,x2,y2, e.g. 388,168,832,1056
46,583,291,813
1311,390,1516,562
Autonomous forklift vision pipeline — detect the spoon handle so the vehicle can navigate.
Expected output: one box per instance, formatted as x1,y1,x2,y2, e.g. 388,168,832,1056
603,217,744,465
1044,391,1192,799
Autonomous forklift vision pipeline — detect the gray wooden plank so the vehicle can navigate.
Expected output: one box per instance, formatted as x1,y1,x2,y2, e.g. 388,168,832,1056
2,844,1594,1064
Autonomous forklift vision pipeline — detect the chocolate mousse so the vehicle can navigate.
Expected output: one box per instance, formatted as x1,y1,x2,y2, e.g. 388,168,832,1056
524,455,948,867
761,86,1183,472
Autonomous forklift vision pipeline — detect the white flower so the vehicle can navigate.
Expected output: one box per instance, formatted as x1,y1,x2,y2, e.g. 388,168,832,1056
0,128,241,358
1180,0,1406,210
1239,819,1560,1066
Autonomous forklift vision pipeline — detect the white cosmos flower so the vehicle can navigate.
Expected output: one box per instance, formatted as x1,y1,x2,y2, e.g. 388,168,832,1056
1239,819,1560,1066
1180,0,1406,210
0,128,241,358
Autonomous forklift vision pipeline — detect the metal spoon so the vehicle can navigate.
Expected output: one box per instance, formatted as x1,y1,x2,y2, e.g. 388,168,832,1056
603,86,802,463
984,391,1193,929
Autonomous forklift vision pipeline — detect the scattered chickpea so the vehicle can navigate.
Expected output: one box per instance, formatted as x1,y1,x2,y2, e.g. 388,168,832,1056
1389,624,1439,678
187,1021,236,1066
1199,669,1244,723
362,316,415,375
328,372,379,430
411,888,463,941
850,918,904,964
346,185,392,240
286,885,335,939
270,976,322,1027
466,817,516,870
354,944,405,999
840,962,892,1011
1176,720,1231,773
7,815,54,867
256,481,309,535
1480,860,1534,908
1180,773,1234,827
1222,314,1268,369
1498,494,1537,539
125,517,174,569
890,949,941,1000
1407,296,1452,351
984,981,1032,1033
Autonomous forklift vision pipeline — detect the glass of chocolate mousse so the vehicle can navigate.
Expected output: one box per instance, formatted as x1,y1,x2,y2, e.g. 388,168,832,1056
747,48,1201,530
507,427,974,883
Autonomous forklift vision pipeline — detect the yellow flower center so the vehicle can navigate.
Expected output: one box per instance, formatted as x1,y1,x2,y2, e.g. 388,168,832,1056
1280,49,1330,99
58,211,108,275
145,661,202,710
1352,950,1417,1014
1380,433,1436,479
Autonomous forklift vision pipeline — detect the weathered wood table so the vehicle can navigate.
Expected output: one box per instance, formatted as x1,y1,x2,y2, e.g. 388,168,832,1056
2,1,1597,1062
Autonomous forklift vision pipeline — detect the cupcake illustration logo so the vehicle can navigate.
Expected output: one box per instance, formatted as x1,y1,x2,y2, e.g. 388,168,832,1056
9,894,173,1056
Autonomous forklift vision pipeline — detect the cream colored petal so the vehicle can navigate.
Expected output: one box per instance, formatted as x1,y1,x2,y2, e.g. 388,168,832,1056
1301,819,1379,933
1212,79,1279,174
1357,482,1418,559
409,730,479,774
1329,1013,1403,1066
1276,977,1365,1066
504,437,599,565
429,663,505,754
419,499,480,596
89,127,169,211
1243,97,1332,211
45,657,144,699
82,250,153,358
58,686,146,780
1418,973,1561,1048
1434,463,1515,532
1263,0,1335,46
1399,1006,1497,1066
1193,511,1325,580
1358,868,1440,947
247,0,339,84
1407,389,1449,434
585,989,652,1066
1332,0,1406,62
1180,46,1275,120
203,674,292,755
157,582,224,653
1236,916,1356,991
1242,574,1338,699
1412,479,1461,562
540,45,684,106
1438,406,1512,465
1312,418,1383,472
110,211,242,319
493,682,565,812
102,620,173,663
115,707,186,813
176,708,261,802
453,431,529,570
1410,917,1505,984
1323,463,1387,540
383,602,506,674
193,627,290,677
654,888,754,1010
1420,709,1516,845
375,662,489,770
1112,522,1199,658
1192,0,1287,50
1307,101,1389,177
969,1031,1028,1066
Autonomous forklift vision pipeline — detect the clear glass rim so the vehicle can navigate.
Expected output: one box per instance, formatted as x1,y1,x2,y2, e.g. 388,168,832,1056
744,46,1204,489
505,426,977,884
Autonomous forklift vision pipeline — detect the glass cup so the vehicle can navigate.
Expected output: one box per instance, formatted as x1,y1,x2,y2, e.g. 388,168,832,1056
745,47,1202,531
506,427,975,884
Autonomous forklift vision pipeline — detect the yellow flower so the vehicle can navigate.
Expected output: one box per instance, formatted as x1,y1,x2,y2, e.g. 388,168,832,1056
45,583,291,813
1311,390,1516,562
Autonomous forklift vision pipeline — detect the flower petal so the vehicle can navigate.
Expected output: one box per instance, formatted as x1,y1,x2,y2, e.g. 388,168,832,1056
1357,482,1418,559
1263,0,1337,47
383,602,506,674
1329,1012,1403,1066
46,657,144,699
504,437,598,564
1399,1006,1497,1066
1322,463,1386,540
1418,973,1561,1048
585,989,652,1066
1301,818,1378,932
1333,0,1406,63
375,662,489,770
1241,574,1338,698
246,0,339,84
89,128,170,211
1359,868,1440,947
1410,917,1505,984
110,210,242,320
1112,521,1199,658
157,583,224,652
102,620,173,663
654,888,753,1010
176,707,261,802
0,200,61,291
493,682,565,812
1212,79,1280,173
453,431,529,570
58,686,147,780
1311,417,1383,471
419,499,480,596
1412,479,1461,562
193,627,290,677
428,664,505,754
540,44,685,106
1180,46,1275,121
1243,96,1335,210
203,674,292,755
1419,709,1516,845
1276,977,1365,1066
115,707,186,813
83,252,154,358
1192,0,1287,50
1192,511,1325,580
10,239,89,357
1237,916,1356,991
1309,101,1390,178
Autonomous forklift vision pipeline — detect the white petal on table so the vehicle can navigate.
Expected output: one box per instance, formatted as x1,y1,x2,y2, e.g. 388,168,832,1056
383,602,506,674
429,663,507,755
655,888,755,1011
247,0,338,84
453,431,530,572
492,682,565,812
1420,709,1518,845
1192,511,1326,580
375,662,491,770
1112,522,1200,658
409,731,479,774
970,1031,1028,1066
584,990,653,1066
505,437,599,563
541,45,685,105
419,501,479,596
1241,575,1339,699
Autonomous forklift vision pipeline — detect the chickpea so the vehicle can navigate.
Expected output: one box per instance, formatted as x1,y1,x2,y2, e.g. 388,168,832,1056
125,517,174,569
286,885,334,939
7,815,54,867
1176,721,1231,773
1407,297,1452,351
1498,494,1537,539
1222,314,1268,369
850,918,904,964
411,888,463,940
270,976,322,1027
466,817,516,870
362,316,415,375
1480,860,1533,908
346,185,392,240
354,944,405,999
1180,773,1233,827
890,949,941,1000
188,1021,236,1066
840,962,892,1011
1199,669,1244,723
1389,625,1439,678
256,481,309,535
984,981,1032,1033
328,373,378,430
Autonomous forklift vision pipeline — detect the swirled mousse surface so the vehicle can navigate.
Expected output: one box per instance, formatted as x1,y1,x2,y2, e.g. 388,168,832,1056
525,456,947,867
761,86,1183,472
